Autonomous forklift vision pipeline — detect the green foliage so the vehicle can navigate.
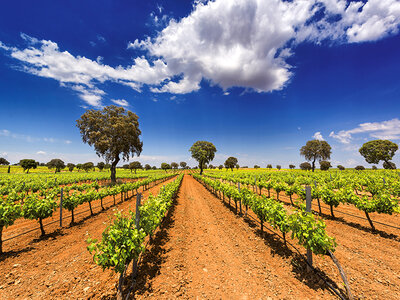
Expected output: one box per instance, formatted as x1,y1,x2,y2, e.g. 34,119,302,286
97,162,105,171
171,162,179,169
319,161,331,171
189,141,217,175
289,164,295,169
300,140,332,172
67,163,75,172
288,211,336,255
82,162,94,172
224,157,238,170
0,197,21,228
161,163,170,171
19,159,37,173
383,161,396,169
87,211,146,274
179,162,187,169
0,158,10,165
22,193,57,235
47,159,65,173
144,164,151,170
300,162,312,170
77,105,143,183
359,140,398,168
276,165,281,170
355,165,365,170
337,165,345,170
266,164,272,169
129,161,142,173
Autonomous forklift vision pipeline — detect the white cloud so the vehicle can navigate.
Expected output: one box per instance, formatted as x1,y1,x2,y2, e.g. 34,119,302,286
330,118,400,144
1,1,400,103
0,129,10,136
111,99,130,107
37,151,46,155
65,140,72,144
313,132,324,141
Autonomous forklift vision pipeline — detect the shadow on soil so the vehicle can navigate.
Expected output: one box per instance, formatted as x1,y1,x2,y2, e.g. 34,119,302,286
0,246,34,262
31,229,65,243
207,188,349,300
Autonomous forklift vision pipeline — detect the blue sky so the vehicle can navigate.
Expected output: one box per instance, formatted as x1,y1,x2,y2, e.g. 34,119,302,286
1,0,400,168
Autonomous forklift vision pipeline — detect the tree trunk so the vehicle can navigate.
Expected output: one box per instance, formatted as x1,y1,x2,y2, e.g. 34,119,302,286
117,271,124,300
39,218,45,236
111,156,120,184
89,201,93,215
289,195,294,205
71,209,75,225
312,158,316,172
365,211,375,231
330,205,335,218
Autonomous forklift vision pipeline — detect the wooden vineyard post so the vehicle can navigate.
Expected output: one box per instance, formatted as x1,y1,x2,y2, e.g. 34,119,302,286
132,193,142,280
60,188,63,227
238,182,242,215
305,186,312,272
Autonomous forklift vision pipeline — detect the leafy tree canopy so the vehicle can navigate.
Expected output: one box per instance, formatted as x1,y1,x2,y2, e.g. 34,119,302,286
319,160,331,171
82,162,94,172
300,162,312,171
47,159,65,173
359,140,398,169
300,140,331,172
129,161,142,173
180,162,187,169
19,159,37,173
171,162,179,169
67,163,75,172
97,162,105,171
224,157,238,170
161,163,170,171
76,105,142,183
0,157,10,165
189,141,217,175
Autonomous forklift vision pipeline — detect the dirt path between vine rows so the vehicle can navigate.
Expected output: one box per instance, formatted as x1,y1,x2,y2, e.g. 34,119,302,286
0,176,177,299
132,175,335,299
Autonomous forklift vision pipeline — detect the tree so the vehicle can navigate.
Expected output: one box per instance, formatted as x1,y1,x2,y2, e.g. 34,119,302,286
266,164,272,169
372,165,378,170
47,159,65,173
300,162,312,170
105,163,111,171
161,163,170,172
235,164,240,170
76,105,143,184
19,159,37,173
289,164,295,169
76,164,82,171
123,164,129,170
224,157,238,171
171,162,179,170
359,140,398,169
355,165,365,170
276,165,281,170
383,161,396,169
300,140,332,172
129,161,142,173
254,165,260,169
0,157,9,165
180,162,187,169
145,164,151,170
97,162,105,171
320,161,331,171
67,163,75,172
189,141,217,175
218,165,223,170
82,162,94,172
152,166,157,170
337,165,345,170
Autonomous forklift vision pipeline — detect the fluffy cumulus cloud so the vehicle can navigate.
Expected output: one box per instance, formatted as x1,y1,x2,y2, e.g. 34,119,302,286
111,99,130,107
329,118,400,143
1,0,400,106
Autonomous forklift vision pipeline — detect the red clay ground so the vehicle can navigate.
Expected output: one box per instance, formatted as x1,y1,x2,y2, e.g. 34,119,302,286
132,175,336,299
1,175,399,299
0,176,177,299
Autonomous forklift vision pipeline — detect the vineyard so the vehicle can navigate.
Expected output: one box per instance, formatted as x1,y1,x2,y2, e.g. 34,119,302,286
0,168,399,299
